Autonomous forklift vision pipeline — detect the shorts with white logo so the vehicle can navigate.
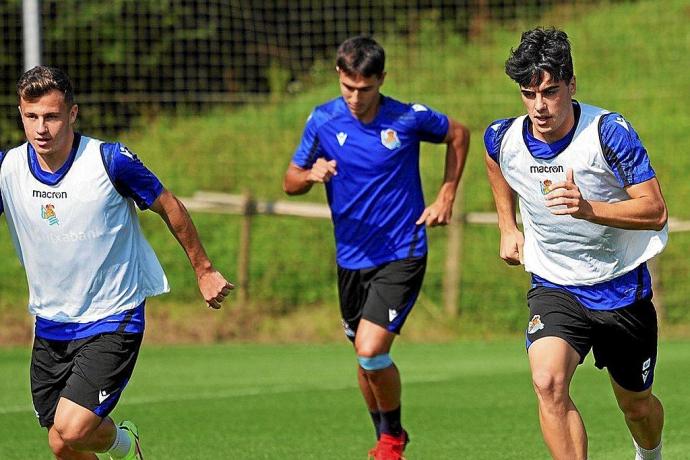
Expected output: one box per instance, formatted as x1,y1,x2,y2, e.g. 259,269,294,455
337,255,426,341
31,332,143,427
526,286,658,392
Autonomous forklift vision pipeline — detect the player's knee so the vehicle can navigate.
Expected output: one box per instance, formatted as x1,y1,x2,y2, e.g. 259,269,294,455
618,395,654,422
357,353,393,371
48,427,71,457
52,420,92,447
531,370,569,403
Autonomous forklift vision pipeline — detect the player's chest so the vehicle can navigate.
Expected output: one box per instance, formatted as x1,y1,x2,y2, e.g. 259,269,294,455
321,124,416,170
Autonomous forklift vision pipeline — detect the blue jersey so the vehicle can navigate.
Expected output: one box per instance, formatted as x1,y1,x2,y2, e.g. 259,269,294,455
484,103,657,310
292,96,449,269
0,134,163,339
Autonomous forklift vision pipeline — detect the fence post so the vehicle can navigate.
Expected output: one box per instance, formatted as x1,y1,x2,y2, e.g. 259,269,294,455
237,191,253,305
443,184,464,318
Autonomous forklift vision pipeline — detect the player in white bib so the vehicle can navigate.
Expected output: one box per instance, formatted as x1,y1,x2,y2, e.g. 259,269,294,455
485,28,668,460
0,66,233,460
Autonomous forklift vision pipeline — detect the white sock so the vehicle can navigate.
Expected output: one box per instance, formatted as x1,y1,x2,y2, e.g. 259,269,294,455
107,425,132,459
634,438,662,460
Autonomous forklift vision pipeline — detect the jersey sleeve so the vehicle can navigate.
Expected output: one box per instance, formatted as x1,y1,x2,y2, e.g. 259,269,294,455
410,103,449,143
101,143,164,210
484,118,514,164
599,113,655,187
291,111,325,169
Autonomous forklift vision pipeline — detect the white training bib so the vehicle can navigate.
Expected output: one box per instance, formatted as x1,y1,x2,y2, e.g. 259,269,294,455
0,136,169,322
498,103,667,285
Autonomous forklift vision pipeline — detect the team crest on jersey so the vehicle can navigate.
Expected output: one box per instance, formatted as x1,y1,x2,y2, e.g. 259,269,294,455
527,315,545,334
380,129,401,150
41,204,59,226
540,179,554,195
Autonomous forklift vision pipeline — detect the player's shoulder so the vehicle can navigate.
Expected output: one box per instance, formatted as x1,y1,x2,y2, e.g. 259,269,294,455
308,97,347,127
597,110,641,147
484,117,517,153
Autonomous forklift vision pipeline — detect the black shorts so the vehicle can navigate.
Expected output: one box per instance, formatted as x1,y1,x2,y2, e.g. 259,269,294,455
526,286,658,392
31,332,143,427
337,255,426,340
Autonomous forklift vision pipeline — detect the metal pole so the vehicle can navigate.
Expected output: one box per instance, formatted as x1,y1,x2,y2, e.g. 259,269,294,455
22,0,42,70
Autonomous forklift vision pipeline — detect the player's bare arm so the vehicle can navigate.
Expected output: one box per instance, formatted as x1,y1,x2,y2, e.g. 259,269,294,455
485,152,524,265
416,117,470,227
545,168,667,230
150,189,234,309
283,158,338,195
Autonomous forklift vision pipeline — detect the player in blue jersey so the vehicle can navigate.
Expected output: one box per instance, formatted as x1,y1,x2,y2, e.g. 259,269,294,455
484,28,668,460
0,66,233,460
283,36,470,459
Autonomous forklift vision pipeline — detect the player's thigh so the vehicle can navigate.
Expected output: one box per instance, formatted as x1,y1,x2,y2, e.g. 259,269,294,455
62,332,143,420
337,264,369,340
526,286,593,364
593,297,658,392
361,255,427,335
31,336,77,428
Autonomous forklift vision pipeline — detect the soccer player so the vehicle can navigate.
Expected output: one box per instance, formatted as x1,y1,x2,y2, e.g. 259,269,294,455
484,27,668,460
0,66,233,460
283,36,470,459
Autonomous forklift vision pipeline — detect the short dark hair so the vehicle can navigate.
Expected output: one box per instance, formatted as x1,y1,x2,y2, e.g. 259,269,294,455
336,36,385,78
505,27,574,87
17,65,75,105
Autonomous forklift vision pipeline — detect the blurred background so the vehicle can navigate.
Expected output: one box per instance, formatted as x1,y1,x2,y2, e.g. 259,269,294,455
1,0,688,344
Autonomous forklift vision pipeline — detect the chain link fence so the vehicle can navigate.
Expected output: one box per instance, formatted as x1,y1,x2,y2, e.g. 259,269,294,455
1,0,597,148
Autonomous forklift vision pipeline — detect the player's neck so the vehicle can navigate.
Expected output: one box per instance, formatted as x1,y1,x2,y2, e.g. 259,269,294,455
354,95,382,124
35,131,74,173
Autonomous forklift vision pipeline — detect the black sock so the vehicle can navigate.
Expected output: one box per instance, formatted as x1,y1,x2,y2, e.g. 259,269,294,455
369,410,382,439
379,406,402,437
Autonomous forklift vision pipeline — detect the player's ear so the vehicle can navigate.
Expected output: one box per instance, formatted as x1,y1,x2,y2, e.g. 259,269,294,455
378,71,387,86
69,104,78,125
569,76,576,96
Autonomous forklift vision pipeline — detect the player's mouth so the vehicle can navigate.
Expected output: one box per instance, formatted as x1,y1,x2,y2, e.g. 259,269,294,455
534,115,551,126
34,138,52,149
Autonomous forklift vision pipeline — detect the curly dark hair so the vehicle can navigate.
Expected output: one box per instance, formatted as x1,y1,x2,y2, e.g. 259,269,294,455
505,27,573,87
336,36,385,78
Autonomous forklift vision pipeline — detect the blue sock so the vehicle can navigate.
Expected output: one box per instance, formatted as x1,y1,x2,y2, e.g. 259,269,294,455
380,406,402,437
369,411,382,439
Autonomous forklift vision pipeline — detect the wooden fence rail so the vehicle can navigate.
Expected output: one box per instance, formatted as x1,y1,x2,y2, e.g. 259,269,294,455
181,191,686,321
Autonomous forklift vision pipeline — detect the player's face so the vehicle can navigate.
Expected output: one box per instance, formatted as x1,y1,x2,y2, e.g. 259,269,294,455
19,89,78,162
520,71,576,143
338,69,385,123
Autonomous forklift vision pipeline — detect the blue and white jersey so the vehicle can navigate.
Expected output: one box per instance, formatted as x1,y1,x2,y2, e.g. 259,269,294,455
484,102,667,310
292,96,449,269
0,134,170,338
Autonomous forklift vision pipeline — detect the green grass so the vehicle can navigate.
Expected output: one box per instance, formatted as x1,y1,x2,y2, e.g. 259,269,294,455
1,340,689,459
1,0,689,331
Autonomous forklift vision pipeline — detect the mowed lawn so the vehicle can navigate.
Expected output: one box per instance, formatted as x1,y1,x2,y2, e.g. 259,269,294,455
1,340,689,459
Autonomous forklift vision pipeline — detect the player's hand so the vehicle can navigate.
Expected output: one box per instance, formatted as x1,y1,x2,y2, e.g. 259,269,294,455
500,228,524,265
545,168,593,219
307,158,337,184
416,199,453,227
198,270,234,309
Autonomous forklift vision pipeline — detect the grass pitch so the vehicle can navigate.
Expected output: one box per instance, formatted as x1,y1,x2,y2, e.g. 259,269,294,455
1,340,689,459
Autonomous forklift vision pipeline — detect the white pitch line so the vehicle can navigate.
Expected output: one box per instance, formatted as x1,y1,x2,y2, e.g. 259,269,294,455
0,375,455,416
